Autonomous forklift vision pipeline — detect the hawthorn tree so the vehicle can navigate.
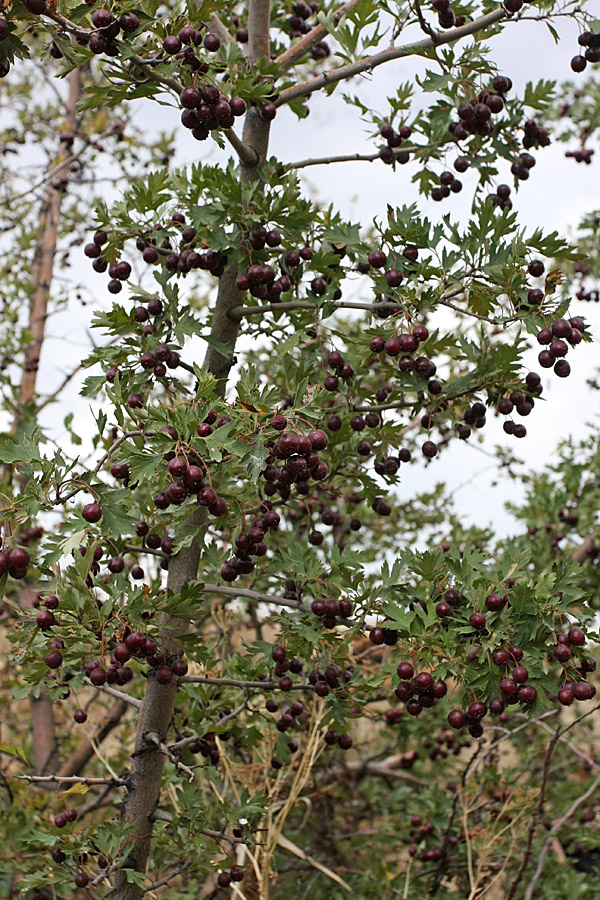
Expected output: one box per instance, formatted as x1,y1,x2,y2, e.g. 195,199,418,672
1,0,600,898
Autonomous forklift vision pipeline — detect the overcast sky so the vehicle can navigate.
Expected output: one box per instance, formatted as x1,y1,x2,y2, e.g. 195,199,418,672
24,11,600,539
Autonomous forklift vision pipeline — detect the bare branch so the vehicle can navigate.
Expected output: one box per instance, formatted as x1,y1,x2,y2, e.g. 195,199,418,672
230,299,405,319
13,773,125,786
168,701,248,752
276,8,507,108
86,680,142,709
207,13,235,44
142,732,196,780
289,144,421,169
275,0,362,71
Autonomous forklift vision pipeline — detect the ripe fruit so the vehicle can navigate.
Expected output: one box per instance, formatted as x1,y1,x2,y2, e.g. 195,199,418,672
156,666,173,685
568,627,585,646
448,709,465,729
368,249,386,268
89,667,107,686
45,650,62,668
82,503,102,523
36,610,56,630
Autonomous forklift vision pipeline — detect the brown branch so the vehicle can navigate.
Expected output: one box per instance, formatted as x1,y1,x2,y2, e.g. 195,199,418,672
111,4,274,896
179,674,307,690
13,773,125,786
14,71,81,779
54,430,149,505
231,299,405,318
142,732,196,780
573,531,598,563
151,811,247,845
202,582,311,614
86,681,142,709
275,0,362,71
328,754,427,786
289,144,422,169
275,8,507,108
168,701,247,752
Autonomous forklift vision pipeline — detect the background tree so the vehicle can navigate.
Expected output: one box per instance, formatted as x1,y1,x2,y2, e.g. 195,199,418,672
0,1,600,899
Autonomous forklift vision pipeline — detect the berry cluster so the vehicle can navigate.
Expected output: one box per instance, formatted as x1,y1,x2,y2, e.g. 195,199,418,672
565,147,595,164
378,122,412,165
39,603,192,690
450,80,510,142
260,424,329,504
497,378,541,440
286,0,329,60
488,182,512,209
522,117,550,150
571,30,600,72
179,80,248,142
322,347,355,392
510,151,536,181
537,315,586,380
431,169,462,202
0,544,30,580
311,594,353,629
431,0,466,29
220,501,280,582
217,867,245,889
392,662,449,719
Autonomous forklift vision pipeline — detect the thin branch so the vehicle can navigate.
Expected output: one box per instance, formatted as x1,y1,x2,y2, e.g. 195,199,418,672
412,0,438,39
142,863,189,894
275,0,362,71
202,582,311,614
223,127,260,166
54,430,149,505
13,773,125,786
142,732,196,780
207,13,235,43
352,400,411,414
437,297,510,325
231,299,404,319
168,701,248,752
85,680,142,709
151,811,247,845
275,8,507,108
124,543,166,559
179,674,306,690
289,144,421,169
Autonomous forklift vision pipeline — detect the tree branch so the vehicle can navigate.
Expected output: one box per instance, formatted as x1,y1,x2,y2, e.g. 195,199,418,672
13,773,125,786
230,299,405,318
275,8,507,108
289,144,421,169
275,0,362,71
86,681,142,709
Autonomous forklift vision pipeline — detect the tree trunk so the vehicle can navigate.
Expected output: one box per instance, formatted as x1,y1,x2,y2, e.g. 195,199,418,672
17,70,81,776
110,5,271,897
